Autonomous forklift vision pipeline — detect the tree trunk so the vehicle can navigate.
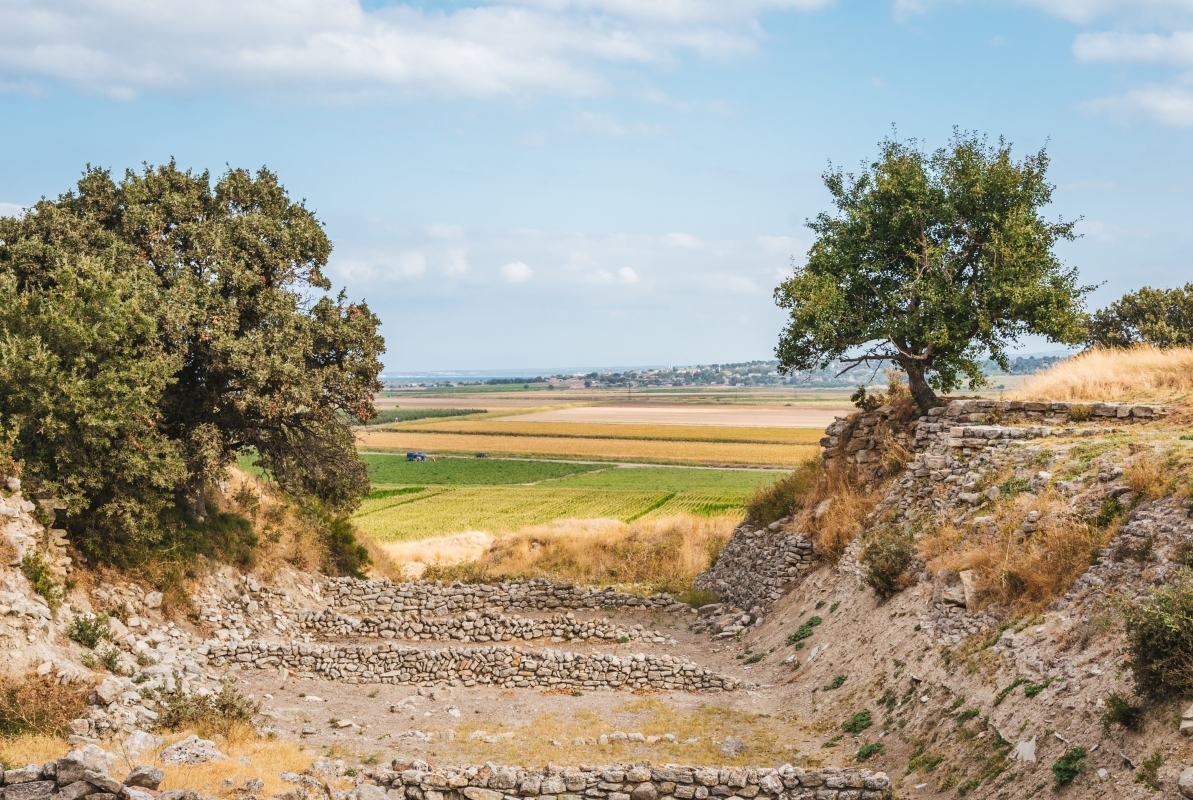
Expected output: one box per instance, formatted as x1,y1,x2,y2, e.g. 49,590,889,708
190,475,208,522
904,363,939,413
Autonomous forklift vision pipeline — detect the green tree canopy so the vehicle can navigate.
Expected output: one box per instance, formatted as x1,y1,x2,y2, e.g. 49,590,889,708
1085,284,1193,349
774,132,1090,411
0,162,384,559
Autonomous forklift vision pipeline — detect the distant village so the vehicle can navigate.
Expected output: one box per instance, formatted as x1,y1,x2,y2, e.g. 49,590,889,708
384,355,1067,390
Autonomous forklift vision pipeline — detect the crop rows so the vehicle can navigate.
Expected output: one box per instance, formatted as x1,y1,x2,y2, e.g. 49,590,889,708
351,486,745,542
356,430,816,466
390,419,824,445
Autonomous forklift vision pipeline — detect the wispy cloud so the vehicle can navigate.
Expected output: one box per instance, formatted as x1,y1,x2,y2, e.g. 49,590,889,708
1084,83,1193,126
0,201,26,218
0,0,832,100
567,111,666,137
501,260,533,282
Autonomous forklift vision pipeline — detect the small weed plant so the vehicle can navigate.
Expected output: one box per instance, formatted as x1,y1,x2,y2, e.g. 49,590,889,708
1134,751,1162,790
1052,747,1086,787
1100,692,1143,734
68,614,112,649
823,674,848,691
955,708,980,723
786,615,822,646
156,677,260,738
855,742,884,762
20,550,63,614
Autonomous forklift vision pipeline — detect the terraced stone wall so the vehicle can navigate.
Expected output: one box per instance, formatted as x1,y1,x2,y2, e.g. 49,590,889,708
693,523,814,612
297,609,668,644
357,761,891,800
327,579,687,615
199,641,738,692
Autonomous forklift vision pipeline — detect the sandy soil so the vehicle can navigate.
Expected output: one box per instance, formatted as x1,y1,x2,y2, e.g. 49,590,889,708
500,405,851,428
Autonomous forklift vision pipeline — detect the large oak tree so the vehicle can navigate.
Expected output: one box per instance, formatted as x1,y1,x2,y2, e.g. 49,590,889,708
774,132,1090,412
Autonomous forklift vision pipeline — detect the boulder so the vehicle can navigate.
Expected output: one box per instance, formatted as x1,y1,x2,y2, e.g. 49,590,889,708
350,785,389,800
93,678,123,706
123,767,164,790
159,736,228,766
121,731,163,758
57,746,115,785
720,736,748,758
82,770,124,794
2,782,55,800
1180,767,1193,799
143,593,163,610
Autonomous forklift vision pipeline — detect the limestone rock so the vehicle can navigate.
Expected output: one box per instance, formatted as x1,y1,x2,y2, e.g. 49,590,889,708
720,736,747,757
124,766,165,790
159,735,228,766
1181,767,1193,799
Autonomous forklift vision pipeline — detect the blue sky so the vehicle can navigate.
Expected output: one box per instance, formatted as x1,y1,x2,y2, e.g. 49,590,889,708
1,0,1191,373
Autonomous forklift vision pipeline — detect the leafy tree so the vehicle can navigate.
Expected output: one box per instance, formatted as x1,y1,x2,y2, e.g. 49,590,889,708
774,131,1089,411
0,162,384,561
1085,283,1193,349
0,201,186,553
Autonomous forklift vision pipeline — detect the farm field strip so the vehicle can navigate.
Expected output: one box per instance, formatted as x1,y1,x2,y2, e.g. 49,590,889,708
361,454,603,486
356,430,817,467
351,486,698,542
379,419,825,444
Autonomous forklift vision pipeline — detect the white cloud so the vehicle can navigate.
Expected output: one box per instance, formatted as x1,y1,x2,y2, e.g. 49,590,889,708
664,232,702,248
1085,83,1193,126
501,260,533,282
333,249,426,280
1020,0,1193,24
0,0,832,100
568,111,666,137
443,247,471,276
757,235,804,257
0,201,26,218
426,222,465,239
617,266,640,283
1075,30,1193,64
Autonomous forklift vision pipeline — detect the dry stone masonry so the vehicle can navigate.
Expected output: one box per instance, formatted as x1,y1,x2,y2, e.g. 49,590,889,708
198,641,738,692
298,608,673,644
354,760,891,800
327,578,688,616
693,522,814,613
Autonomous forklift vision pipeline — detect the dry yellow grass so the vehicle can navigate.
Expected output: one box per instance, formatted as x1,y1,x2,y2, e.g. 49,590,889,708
0,731,319,797
423,514,736,596
394,420,826,445
379,530,494,579
918,489,1114,613
1013,345,1193,403
357,430,816,466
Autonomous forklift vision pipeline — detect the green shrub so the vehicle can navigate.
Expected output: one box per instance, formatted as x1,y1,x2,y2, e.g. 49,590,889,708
81,645,124,674
20,550,63,614
997,477,1031,497
786,616,823,646
744,460,821,526
156,677,260,737
1101,692,1143,733
323,514,371,578
68,614,112,649
859,527,914,599
993,677,1029,706
955,708,980,723
855,741,884,761
1122,571,1193,698
1094,496,1124,529
906,744,944,773
823,674,848,690
1134,750,1162,790
843,710,872,735
1052,747,1086,787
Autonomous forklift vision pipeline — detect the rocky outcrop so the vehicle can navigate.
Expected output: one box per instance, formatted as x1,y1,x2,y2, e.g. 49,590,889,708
0,744,165,800
198,641,737,692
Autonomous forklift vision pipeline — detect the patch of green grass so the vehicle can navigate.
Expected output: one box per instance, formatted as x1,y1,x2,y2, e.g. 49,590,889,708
997,477,1032,498
993,677,1030,706
367,408,487,425
822,734,843,748
366,487,427,501
955,708,980,723
743,653,764,664
363,454,602,486
906,743,944,774
815,600,826,609
786,615,823,646
553,466,782,493
829,601,840,612
1023,679,1054,698
20,550,63,614
1052,747,1086,787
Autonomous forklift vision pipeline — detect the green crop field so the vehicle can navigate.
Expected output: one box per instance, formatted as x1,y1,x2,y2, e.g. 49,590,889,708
362,454,602,486
350,454,778,542
549,466,779,493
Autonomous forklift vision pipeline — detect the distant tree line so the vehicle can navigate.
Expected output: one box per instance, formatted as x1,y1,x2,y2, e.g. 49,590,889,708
0,163,384,567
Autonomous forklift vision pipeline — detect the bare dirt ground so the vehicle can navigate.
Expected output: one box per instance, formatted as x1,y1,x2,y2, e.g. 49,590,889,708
500,404,851,428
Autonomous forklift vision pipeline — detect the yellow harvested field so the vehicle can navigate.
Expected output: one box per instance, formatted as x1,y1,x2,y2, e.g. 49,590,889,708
356,429,817,466
501,403,850,427
392,419,825,444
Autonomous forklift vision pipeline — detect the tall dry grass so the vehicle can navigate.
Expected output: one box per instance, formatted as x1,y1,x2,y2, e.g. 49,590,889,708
422,514,736,597
1013,346,1193,403
918,490,1114,613
378,531,494,579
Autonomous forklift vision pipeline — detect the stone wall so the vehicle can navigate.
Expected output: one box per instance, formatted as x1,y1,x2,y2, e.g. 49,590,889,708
356,760,891,800
198,641,738,692
693,522,814,613
327,578,687,615
297,608,671,644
